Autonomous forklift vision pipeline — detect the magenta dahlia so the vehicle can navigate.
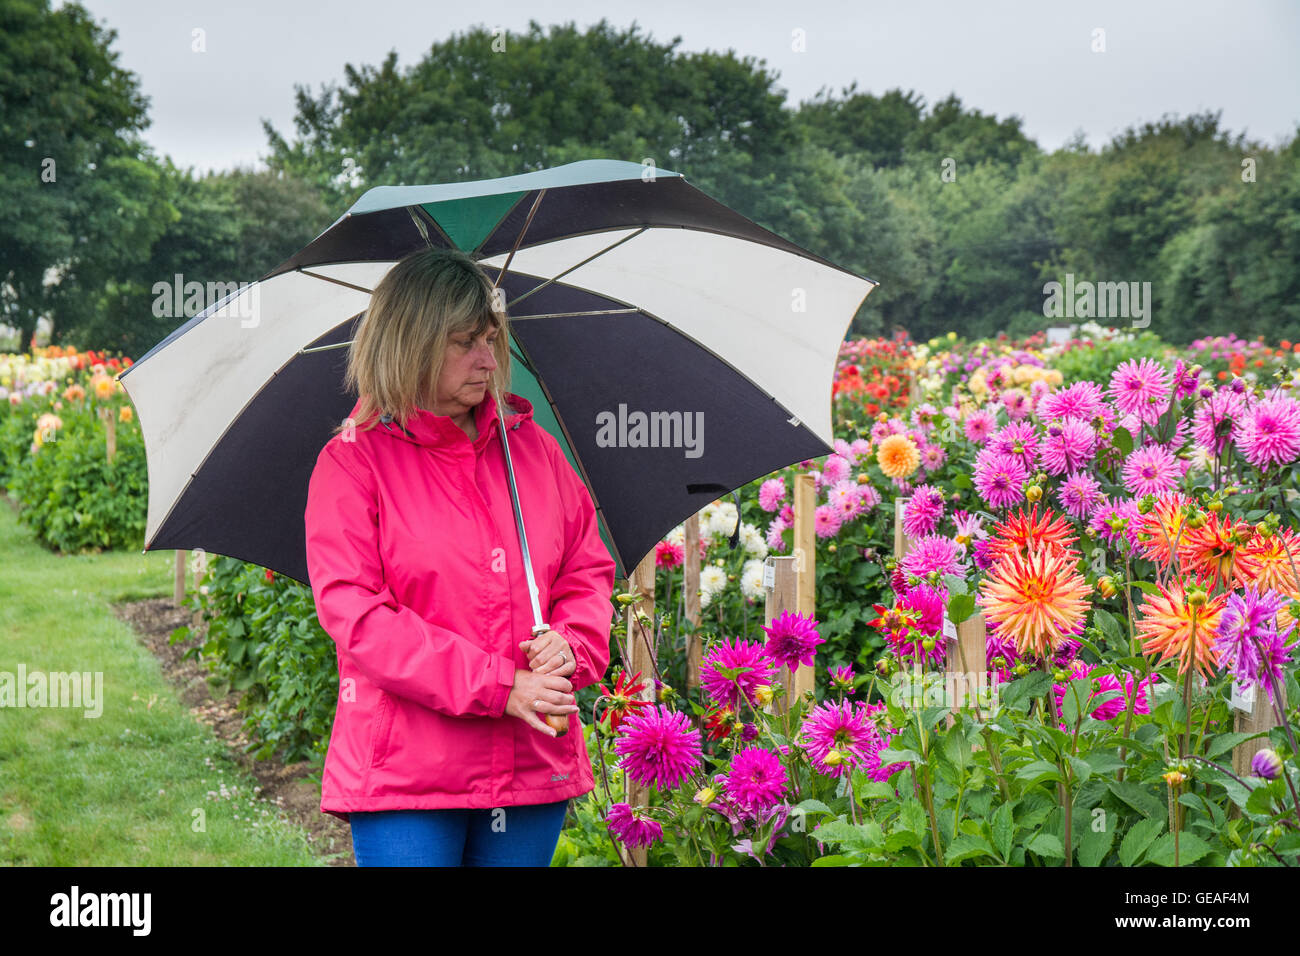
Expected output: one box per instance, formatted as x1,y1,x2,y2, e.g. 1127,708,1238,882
974,448,1029,509
1058,472,1104,520
614,705,703,791
798,699,882,778
701,638,775,711
724,747,789,812
902,483,945,538
605,802,664,848
760,609,825,673
1039,417,1096,475
900,534,965,579
1038,381,1105,422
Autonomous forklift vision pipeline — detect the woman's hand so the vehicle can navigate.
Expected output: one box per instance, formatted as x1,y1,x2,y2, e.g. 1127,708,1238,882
520,630,578,678
505,669,576,737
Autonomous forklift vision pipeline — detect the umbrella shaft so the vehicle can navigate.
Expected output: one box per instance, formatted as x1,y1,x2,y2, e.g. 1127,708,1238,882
496,403,548,634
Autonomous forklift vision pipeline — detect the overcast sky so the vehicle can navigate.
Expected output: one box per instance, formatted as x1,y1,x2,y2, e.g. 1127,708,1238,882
68,0,1299,177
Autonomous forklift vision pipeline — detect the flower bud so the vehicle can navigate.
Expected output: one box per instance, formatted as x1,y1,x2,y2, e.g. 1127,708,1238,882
824,749,844,767
921,637,936,652
1187,588,1208,608
1098,576,1117,599
1251,748,1283,781
755,684,775,707
1162,769,1187,787
694,786,718,806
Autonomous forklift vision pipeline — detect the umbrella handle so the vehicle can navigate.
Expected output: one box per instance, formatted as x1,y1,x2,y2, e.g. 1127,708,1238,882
530,623,569,738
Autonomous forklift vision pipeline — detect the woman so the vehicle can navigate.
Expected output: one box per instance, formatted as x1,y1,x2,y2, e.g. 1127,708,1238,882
303,247,616,866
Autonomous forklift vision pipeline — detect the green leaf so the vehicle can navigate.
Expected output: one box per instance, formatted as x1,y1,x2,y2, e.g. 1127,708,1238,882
947,592,977,625
1078,823,1115,867
1112,427,1133,457
945,833,997,864
991,802,1014,861
1127,580,1159,596
1092,608,1123,645
1026,831,1065,859
941,574,968,596
1118,816,1165,866
899,799,928,837
1067,755,1093,785
1107,780,1166,819
952,473,973,489
794,798,834,817
1204,732,1259,760
1016,759,1063,786
1145,832,1213,867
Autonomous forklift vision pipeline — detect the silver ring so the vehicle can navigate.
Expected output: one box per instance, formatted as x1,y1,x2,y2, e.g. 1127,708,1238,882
560,653,567,666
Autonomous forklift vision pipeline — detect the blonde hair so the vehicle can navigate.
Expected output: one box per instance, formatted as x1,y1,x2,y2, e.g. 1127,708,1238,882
333,247,512,436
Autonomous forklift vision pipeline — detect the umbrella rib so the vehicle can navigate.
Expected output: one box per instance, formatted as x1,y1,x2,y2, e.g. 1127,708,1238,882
494,189,547,290
503,227,647,310
507,331,628,579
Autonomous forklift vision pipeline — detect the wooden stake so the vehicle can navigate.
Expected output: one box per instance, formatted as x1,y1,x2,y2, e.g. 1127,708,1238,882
893,496,912,566
683,513,702,692
622,551,657,867
764,555,798,714
1232,684,1285,780
789,474,816,704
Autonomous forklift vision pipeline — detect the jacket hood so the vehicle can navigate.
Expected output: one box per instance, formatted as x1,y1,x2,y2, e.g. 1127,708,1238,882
348,388,535,452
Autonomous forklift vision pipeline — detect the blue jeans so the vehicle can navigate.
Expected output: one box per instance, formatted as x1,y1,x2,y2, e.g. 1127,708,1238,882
349,800,570,867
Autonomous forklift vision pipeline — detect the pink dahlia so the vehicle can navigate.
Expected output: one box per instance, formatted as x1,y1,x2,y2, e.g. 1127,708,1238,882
1039,417,1096,476
849,437,871,463
814,503,844,539
614,705,703,791
1193,388,1248,456
1089,496,1141,548
919,442,947,472
858,483,882,511
724,747,789,812
760,609,825,673
990,421,1040,470
964,408,997,443
902,484,945,538
701,638,776,711
1235,396,1300,470
822,454,851,485
827,480,864,521
1121,444,1180,497
900,534,965,579
1038,381,1105,422
1058,472,1104,520
798,699,882,778
758,477,787,512
974,448,1029,509
765,516,789,552
605,802,664,848
1109,358,1171,424
655,540,684,569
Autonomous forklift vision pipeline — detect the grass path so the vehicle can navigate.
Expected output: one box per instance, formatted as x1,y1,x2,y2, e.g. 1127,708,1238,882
0,499,326,865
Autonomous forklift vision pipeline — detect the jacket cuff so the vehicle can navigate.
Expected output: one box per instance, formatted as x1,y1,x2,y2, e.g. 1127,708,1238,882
490,656,515,718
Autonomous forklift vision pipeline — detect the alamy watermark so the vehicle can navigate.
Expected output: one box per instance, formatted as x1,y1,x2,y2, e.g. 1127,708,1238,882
1042,274,1150,328
889,667,1000,712
595,404,704,459
0,664,103,718
152,273,261,328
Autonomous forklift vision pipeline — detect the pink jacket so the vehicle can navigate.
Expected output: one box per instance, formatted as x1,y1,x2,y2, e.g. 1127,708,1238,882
304,388,616,821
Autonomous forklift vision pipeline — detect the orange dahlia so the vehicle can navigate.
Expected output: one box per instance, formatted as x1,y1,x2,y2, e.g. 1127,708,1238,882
1235,528,1300,599
1135,581,1227,678
1175,512,1245,591
1135,492,1195,572
976,550,1092,659
985,504,1079,563
877,433,920,480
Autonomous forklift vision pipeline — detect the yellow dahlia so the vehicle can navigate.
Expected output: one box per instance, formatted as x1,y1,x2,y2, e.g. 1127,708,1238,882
1236,528,1300,599
1135,581,1226,678
877,434,920,480
976,549,1092,659
986,504,1079,564
1175,512,1245,591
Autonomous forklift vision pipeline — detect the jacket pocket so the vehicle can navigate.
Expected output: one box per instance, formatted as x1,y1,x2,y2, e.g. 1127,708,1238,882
366,692,396,774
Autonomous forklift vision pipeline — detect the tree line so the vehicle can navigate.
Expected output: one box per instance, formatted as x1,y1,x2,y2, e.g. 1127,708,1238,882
3,2,1296,358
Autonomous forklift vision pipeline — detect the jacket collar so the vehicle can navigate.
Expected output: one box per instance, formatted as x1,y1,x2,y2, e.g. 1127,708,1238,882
352,388,535,452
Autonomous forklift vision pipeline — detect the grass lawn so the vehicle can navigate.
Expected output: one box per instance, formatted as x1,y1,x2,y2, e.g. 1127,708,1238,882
0,498,326,865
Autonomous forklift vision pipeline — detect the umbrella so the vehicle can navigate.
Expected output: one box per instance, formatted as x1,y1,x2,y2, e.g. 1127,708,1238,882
119,158,877,583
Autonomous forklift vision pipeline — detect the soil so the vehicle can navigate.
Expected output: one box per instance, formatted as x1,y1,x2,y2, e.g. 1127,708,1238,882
110,596,355,866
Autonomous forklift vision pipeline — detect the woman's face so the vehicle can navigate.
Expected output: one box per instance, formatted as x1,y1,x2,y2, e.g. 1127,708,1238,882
426,322,498,417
